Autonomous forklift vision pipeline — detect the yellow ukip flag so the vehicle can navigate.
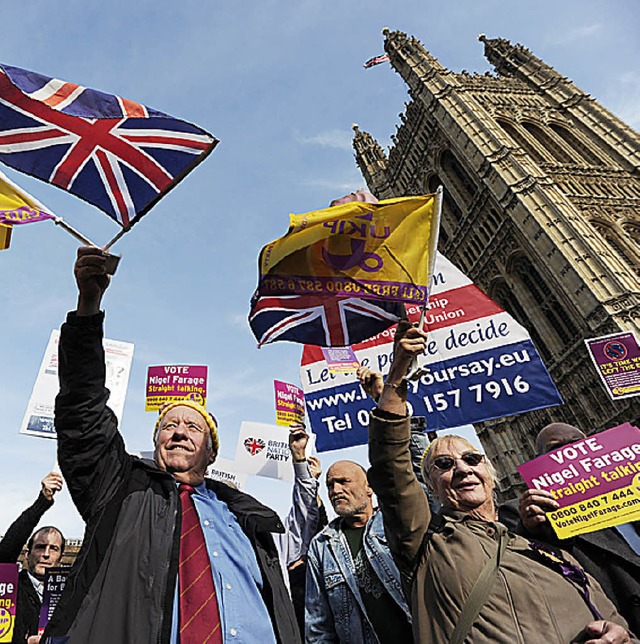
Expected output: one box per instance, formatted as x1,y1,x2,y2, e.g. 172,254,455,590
0,169,55,250
258,194,438,304
0,223,11,250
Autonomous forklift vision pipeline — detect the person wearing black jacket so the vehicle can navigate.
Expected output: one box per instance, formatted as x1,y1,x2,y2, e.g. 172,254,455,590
44,246,300,644
0,472,64,643
499,422,640,636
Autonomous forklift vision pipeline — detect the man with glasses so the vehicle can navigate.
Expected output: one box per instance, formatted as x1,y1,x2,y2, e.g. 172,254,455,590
366,320,632,643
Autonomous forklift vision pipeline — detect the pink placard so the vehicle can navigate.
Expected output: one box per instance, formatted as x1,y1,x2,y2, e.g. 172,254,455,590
145,365,208,411
274,380,305,426
321,347,360,374
517,423,640,538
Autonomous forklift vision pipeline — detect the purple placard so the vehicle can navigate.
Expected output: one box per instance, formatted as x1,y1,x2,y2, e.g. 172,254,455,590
517,424,640,537
585,332,640,400
38,567,69,635
321,347,360,374
145,365,208,411
274,380,305,426
0,563,19,642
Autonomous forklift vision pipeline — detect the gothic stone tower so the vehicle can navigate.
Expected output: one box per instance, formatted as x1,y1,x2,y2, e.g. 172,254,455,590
353,29,640,499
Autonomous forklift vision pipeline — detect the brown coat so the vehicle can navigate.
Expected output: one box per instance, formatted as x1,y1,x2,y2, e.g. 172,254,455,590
368,412,631,643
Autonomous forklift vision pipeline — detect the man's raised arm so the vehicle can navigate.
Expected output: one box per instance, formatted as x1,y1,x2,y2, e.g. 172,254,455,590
367,321,431,584
55,247,128,522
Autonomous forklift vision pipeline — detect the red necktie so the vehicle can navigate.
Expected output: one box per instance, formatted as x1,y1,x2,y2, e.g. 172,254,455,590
178,483,223,644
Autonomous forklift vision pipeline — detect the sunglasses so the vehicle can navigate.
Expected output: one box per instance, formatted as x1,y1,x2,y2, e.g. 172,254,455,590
430,452,485,472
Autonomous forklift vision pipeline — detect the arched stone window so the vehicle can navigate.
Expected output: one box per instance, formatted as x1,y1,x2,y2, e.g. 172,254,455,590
549,123,605,166
592,220,638,268
511,256,580,347
490,280,552,362
440,150,476,209
520,122,574,164
496,118,548,165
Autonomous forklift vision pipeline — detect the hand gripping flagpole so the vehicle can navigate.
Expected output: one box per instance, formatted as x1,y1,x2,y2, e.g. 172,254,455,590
52,216,122,274
407,185,443,381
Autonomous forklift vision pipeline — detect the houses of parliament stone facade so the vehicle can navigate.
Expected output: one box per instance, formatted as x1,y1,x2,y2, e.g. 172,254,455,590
353,29,640,498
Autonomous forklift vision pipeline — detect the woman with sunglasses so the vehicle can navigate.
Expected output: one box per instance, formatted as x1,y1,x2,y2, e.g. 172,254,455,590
366,321,633,643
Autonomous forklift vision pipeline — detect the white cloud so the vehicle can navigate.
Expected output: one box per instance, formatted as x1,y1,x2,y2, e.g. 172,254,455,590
550,23,602,44
296,129,354,150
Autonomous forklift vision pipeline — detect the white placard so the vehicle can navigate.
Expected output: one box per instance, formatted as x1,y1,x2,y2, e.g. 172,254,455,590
20,329,134,438
234,421,316,482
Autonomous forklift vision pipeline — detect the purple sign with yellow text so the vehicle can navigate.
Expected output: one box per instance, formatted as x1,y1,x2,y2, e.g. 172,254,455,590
274,380,305,426
517,423,640,538
145,365,208,411
585,332,640,400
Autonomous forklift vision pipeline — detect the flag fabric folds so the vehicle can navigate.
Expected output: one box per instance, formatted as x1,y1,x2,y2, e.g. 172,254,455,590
0,224,10,250
0,168,56,250
363,54,390,69
256,195,435,305
0,63,218,229
249,293,404,347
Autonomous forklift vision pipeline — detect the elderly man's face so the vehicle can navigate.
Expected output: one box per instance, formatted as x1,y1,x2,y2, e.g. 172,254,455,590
27,529,63,580
326,461,373,520
428,438,494,513
154,405,215,484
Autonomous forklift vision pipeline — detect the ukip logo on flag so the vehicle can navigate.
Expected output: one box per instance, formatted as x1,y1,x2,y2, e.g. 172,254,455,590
0,63,218,229
256,194,436,306
0,168,56,250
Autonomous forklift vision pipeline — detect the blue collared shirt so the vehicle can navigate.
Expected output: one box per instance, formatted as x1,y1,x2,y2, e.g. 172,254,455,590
170,482,277,643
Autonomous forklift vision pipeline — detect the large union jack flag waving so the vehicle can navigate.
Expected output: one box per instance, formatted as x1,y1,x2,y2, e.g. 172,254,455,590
0,63,218,228
249,292,404,347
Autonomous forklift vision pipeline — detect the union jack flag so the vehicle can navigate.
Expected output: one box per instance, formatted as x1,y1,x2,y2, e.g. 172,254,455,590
244,437,266,456
363,54,390,69
249,293,404,347
0,63,218,228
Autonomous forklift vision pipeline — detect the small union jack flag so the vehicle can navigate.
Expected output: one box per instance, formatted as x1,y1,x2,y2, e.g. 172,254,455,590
363,54,390,69
244,437,266,456
0,63,218,228
249,292,404,347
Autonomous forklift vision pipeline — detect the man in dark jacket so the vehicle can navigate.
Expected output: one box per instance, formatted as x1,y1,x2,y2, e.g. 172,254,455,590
44,246,300,644
499,422,640,635
0,471,64,643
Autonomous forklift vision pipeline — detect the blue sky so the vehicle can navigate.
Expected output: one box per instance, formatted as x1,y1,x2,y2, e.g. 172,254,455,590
1,0,638,537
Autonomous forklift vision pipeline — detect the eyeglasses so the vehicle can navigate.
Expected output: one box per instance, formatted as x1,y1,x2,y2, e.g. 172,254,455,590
430,452,485,472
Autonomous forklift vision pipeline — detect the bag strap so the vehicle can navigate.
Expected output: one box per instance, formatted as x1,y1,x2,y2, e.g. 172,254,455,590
449,526,508,644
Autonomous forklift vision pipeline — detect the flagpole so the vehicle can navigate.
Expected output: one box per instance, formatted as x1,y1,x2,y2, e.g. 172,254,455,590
408,186,443,381
53,216,99,247
418,185,443,333
102,227,128,251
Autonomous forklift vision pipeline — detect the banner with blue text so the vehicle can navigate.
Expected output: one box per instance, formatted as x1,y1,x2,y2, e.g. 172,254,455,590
300,253,562,452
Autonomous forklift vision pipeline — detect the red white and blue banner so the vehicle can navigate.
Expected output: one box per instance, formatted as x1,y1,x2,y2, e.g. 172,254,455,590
0,63,218,228
301,253,563,452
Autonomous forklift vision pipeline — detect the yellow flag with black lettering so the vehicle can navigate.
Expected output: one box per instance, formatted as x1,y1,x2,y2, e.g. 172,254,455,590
257,195,437,304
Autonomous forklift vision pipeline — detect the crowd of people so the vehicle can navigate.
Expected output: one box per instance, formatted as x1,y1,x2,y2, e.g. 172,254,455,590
1,243,639,643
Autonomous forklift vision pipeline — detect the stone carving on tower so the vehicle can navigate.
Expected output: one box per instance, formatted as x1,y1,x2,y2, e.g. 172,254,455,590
353,29,640,499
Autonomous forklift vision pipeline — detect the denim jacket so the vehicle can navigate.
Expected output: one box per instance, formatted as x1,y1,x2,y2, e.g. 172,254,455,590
305,510,410,643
